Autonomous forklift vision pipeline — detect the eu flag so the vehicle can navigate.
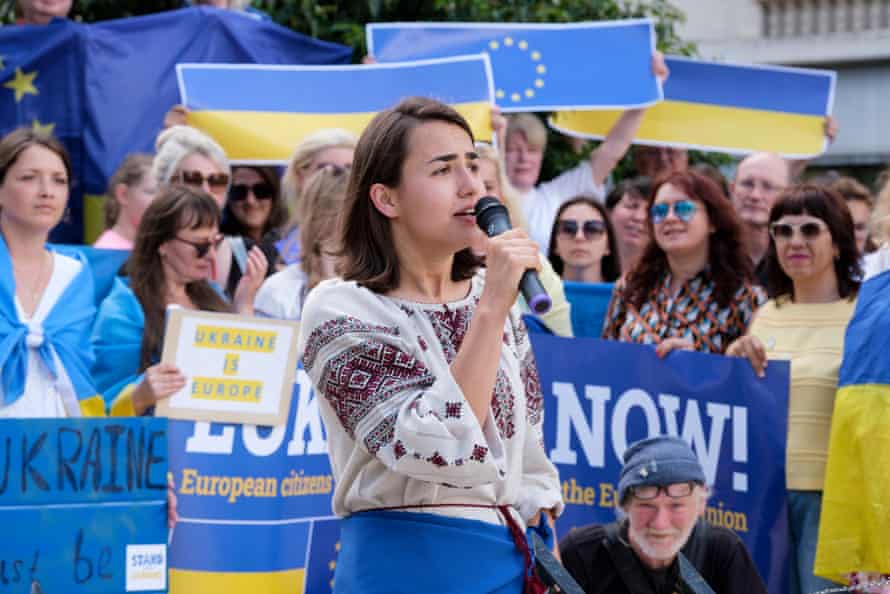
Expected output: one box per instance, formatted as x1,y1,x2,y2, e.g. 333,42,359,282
0,7,352,243
367,20,661,112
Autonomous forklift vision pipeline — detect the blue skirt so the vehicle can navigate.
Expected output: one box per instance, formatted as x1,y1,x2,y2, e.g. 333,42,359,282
334,509,552,594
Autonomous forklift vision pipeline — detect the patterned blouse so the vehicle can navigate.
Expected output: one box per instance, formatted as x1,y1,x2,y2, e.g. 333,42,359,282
602,269,766,354
297,272,563,525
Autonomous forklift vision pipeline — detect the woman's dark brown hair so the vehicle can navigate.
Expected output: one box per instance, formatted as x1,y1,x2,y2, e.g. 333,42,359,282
624,170,753,310
129,185,232,370
547,196,621,282
339,97,480,292
605,176,651,211
765,184,861,301
220,165,288,239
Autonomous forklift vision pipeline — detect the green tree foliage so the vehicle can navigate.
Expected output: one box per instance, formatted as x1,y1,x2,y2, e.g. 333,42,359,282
14,0,730,179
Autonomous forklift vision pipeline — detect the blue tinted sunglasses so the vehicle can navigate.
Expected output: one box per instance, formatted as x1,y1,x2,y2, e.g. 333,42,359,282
650,199,697,224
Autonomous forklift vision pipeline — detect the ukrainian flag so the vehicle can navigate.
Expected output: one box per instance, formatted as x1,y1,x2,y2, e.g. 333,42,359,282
367,20,661,112
551,56,835,158
178,55,494,163
815,270,890,581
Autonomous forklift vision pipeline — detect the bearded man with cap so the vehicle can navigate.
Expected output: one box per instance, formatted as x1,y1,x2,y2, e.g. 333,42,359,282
559,436,768,594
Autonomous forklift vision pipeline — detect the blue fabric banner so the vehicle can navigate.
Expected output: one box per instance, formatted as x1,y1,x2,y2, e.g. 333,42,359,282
0,7,351,243
166,335,791,593
366,20,661,112
0,417,168,593
532,334,791,593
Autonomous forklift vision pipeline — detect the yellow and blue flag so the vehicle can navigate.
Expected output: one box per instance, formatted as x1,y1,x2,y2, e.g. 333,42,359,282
815,270,890,581
551,55,835,158
366,21,661,112
178,55,495,163
0,7,351,243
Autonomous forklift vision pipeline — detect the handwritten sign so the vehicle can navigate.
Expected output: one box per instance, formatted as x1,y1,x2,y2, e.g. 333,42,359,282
157,309,300,426
0,417,168,593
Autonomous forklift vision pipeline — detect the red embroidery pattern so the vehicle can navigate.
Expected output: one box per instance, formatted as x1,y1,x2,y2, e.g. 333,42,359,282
321,340,433,440
364,414,396,454
427,452,448,467
424,305,473,363
470,444,488,463
522,351,543,425
491,368,515,439
302,316,400,372
393,440,407,460
444,401,462,419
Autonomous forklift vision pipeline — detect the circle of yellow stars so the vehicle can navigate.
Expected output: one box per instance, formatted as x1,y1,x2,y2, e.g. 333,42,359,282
487,36,547,104
1,55,55,135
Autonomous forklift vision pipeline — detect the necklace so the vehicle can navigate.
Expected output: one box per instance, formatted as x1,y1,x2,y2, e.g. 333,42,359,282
13,251,51,315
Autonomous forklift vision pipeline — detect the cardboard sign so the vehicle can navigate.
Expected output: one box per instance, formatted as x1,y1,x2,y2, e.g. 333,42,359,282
0,417,168,594
157,309,299,426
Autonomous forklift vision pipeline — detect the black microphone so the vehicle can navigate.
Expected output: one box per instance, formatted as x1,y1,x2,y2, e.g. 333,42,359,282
475,196,552,314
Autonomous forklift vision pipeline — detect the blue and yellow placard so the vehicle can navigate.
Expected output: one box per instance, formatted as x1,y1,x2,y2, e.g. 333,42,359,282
367,20,661,112
551,55,835,158
0,417,168,594
177,55,494,163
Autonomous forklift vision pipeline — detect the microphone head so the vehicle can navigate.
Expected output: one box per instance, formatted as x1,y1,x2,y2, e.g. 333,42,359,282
474,196,510,235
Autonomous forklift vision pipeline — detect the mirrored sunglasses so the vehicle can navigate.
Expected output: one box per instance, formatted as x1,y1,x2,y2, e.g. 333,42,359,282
557,219,607,240
173,234,225,258
178,170,230,191
632,481,698,501
650,199,697,224
229,182,275,202
769,221,828,241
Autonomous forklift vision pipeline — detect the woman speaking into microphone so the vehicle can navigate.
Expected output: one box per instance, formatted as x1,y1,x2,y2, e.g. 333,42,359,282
297,97,562,593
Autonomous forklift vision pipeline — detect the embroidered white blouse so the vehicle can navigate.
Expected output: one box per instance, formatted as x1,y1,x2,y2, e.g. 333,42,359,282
297,273,563,526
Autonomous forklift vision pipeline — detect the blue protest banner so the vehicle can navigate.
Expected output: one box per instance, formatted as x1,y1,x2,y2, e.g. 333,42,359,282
562,281,614,338
167,337,791,593
0,417,168,593
531,334,790,593
366,20,661,112
167,369,338,594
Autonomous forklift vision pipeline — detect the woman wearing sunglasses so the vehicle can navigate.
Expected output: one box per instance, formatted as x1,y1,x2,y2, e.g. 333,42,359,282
91,185,266,415
153,125,270,299
547,197,620,284
726,185,861,594
221,166,287,244
603,170,765,355
277,129,357,266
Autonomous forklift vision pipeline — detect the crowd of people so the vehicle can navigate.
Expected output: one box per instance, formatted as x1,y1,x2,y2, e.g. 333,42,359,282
4,3,890,593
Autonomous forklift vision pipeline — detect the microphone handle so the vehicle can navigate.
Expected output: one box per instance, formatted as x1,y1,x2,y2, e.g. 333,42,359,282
520,269,552,314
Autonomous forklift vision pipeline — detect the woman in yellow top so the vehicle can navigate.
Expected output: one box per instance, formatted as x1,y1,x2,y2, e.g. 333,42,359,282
727,184,861,594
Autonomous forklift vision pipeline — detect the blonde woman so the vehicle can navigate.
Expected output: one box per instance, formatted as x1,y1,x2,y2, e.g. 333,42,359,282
475,142,573,336
277,129,356,265
94,153,156,250
254,167,348,320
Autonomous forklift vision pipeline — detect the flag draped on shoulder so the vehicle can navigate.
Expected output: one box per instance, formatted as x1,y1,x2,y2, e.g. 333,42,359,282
0,7,352,242
815,270,890,580
0,237,104,417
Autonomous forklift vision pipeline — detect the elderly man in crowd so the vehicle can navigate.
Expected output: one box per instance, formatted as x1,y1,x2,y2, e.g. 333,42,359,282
729,152,792,283
559,436,768,594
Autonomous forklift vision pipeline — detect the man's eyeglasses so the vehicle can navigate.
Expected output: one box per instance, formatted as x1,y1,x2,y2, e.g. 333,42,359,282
769,220,828,242
229,182,275,202
737,178,783,195
557,219,607,240
172,234,224,258
632,481,699,501
177,170,230,192
650,199,697,224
